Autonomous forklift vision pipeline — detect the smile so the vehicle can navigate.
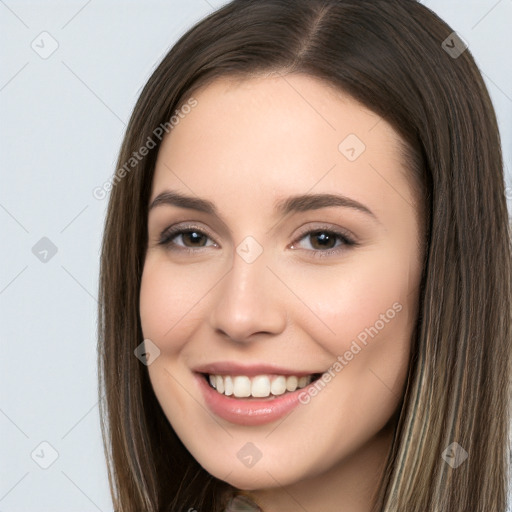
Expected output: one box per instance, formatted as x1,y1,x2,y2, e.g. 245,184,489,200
206,373,320,398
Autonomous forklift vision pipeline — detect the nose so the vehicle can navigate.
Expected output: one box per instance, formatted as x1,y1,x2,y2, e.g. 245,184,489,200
208,246,288,343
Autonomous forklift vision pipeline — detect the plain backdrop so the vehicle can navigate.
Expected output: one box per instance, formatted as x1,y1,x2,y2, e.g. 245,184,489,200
1,1,511,510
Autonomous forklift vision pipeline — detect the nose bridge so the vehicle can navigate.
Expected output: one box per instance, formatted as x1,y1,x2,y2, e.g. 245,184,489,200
209,237,286,342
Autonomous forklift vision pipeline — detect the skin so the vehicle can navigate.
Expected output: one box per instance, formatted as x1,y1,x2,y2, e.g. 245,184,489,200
139,73,424,512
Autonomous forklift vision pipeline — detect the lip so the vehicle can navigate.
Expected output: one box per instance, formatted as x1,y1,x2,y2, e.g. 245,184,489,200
193,361,319,378
194,371,320,426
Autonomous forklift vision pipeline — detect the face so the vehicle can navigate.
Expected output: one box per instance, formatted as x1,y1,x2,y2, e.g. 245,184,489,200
139,74,423,492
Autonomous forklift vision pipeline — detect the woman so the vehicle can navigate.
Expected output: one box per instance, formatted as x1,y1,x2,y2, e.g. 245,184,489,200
97,1,512,510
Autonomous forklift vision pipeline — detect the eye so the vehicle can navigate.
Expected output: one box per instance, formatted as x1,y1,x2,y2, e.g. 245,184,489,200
158,224,217,252
157,223,358,258
290,227,357,258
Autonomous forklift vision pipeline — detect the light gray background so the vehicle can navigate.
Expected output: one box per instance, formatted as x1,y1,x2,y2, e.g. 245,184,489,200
1,1,511,510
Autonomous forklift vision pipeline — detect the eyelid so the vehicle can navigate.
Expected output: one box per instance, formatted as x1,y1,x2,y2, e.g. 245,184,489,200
291,223,357,245
158,222,218,246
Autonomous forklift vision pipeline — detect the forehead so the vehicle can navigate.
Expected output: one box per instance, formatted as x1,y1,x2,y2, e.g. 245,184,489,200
150,74,414,222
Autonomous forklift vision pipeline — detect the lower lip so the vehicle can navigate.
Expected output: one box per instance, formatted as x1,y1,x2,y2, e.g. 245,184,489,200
195,373,311,426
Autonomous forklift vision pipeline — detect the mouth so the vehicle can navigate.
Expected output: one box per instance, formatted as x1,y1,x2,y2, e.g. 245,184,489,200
200,372,323,400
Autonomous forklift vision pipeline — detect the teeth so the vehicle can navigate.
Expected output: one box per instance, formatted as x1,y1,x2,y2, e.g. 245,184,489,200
286,375,298,392
297,376,309,388
215,375,225,394
270,376,287,396
233,376,251,397
251,375,270,397
224,375,234,396
207,374,315,398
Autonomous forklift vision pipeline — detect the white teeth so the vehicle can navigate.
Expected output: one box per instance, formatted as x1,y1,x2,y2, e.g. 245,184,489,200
207,373,315,398
215,375,224,394
233,376,251,397
270,376,287,396
224,375,234,396
286,375,298,392
251,375,271,397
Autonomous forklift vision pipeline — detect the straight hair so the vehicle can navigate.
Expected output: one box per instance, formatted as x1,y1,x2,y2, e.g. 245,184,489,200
97,1,512,510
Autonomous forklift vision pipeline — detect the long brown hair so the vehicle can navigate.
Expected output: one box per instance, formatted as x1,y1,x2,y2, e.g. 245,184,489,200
97,1,512,510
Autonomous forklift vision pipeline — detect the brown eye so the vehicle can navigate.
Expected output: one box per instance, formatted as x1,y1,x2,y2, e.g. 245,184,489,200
307,231,338,250
290,228,357,259
158,225,217,251
176,230,209,247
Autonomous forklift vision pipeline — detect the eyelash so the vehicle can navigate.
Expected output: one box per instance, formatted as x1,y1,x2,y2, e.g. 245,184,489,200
157,223,358,259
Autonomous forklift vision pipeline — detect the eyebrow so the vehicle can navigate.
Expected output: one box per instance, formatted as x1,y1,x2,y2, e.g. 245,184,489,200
148,190,378,222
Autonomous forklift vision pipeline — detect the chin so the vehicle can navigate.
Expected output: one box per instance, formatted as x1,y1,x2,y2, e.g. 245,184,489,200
200,455,308,491
221,471,283,491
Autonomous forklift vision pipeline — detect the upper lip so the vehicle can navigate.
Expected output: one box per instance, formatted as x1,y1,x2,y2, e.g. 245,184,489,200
193,362,322,377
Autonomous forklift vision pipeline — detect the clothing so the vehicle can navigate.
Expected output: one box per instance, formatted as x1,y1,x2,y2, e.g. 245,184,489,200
224,494,262,511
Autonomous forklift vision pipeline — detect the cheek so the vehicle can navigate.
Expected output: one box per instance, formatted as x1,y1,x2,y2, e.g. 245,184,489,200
139,258,205,414
139,257,209,350
281,246,419,360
